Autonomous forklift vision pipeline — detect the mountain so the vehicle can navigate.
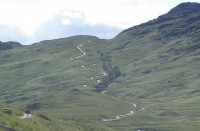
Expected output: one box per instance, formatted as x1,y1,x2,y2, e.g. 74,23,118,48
0,2,200,131
0,41,22,50
110,2,200,99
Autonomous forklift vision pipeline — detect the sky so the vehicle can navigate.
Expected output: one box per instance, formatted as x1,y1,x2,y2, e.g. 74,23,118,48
0,0,200,45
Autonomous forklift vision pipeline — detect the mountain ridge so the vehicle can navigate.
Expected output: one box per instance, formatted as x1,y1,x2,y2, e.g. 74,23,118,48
121,2,200,34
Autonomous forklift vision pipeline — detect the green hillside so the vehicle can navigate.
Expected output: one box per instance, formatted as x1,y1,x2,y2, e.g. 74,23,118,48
0,2,200,131
0,100,59,131
106,2,200,130
0,36,127,131
0,100,115,131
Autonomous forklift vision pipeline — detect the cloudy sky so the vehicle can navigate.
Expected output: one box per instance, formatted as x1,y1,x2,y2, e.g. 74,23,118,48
0,0,199,44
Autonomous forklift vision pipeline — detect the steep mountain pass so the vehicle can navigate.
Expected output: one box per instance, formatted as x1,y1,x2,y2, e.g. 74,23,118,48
0,2,200,131
0,35,134,130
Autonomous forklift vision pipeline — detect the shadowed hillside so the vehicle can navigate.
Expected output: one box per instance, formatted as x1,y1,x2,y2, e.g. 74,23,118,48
0,41,22,50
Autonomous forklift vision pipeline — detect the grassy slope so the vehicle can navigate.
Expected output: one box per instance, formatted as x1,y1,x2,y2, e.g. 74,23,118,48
0,36,130,130
0,101,57,131
0,100,115,131
105,2,200,131
0,2,200,131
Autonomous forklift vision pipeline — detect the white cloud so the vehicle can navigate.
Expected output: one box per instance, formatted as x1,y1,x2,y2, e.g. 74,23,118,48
0,0,55,35
0,0,199,43
80,0,169,28
62,10,83,19
0,0,170,35
62,18,71,25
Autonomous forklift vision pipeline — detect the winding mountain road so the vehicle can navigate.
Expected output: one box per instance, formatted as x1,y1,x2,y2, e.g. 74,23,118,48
19,113,32,119
75,45,86,59
102,105,135,122
102,110,134,122
72,44,107,86
71,44,144,122
101,90,108,94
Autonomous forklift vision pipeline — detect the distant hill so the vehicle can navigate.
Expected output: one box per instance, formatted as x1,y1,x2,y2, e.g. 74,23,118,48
0,2,200,131
0,41,22,50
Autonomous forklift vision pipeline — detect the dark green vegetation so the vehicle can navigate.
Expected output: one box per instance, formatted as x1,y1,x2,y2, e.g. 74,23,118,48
94,49,121,91
0,2,200,131
0,41,22,50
